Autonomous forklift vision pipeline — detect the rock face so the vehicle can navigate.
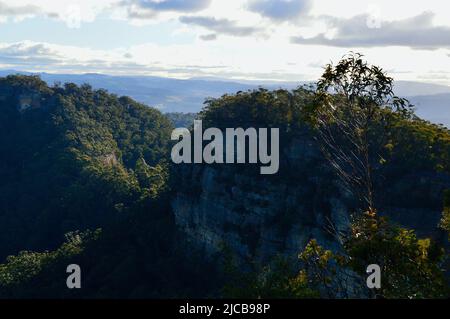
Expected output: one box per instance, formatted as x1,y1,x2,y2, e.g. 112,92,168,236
172,170,347,263
171,135,449,264
171,137,353,263
17,92,41,112
0,82,43,112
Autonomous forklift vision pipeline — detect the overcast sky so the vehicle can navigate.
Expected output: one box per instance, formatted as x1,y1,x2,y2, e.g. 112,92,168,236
1,0,450,84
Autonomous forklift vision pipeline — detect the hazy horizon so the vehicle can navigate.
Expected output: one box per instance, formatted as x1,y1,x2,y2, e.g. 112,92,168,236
2,67,450,89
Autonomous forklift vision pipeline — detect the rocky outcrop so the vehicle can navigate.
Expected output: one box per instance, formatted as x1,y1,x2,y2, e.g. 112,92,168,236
100,153,119,166
17,92,41,112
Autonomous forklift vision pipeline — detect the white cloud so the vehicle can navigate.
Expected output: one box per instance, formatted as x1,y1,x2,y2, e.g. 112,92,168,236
179,16,264,37
291,12,450,50
0,0,114,26
0,1,42,22
247,0,312,22
123,0,212,14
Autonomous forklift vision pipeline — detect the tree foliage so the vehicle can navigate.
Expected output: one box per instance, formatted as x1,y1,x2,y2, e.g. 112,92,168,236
0,75,172,258
308,53,412,210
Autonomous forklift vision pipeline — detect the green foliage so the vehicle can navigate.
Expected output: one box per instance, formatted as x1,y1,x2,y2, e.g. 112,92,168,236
195,87,326,180
226,213,449,299
222,253,319,299
165,112,197,128
439,190,450,239
134,158,169,198
0,76,172,259
384,115,450,175
346,211,448,298
306,53,413,211
200,87,314,132
315,52,411,114
0,193,221,298
0,229,101,296
298,212,448,299
298,240,348,297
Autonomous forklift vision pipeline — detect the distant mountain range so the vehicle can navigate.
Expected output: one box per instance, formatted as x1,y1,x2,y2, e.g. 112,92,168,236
1,70,449,127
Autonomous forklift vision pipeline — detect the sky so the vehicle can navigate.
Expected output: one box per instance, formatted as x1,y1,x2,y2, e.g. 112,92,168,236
1,0,450,84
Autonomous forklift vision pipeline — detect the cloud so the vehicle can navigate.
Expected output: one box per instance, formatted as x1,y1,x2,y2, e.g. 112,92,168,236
179,16,262,37
0,1,40,15
125,6,157,19
0,1,42,21
0,42,60,59
0,41,224,77
199,33,217,41
136,0,211,12
291,11,450,50
0,42,64,67
0,1,103,28
121,0,211,19
247,0,312,22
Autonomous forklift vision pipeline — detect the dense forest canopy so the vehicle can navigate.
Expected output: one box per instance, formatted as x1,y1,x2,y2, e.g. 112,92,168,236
0,75,173,259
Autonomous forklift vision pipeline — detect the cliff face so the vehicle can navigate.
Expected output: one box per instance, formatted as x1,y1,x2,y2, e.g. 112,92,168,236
171,136,449,264
171,137,353,263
